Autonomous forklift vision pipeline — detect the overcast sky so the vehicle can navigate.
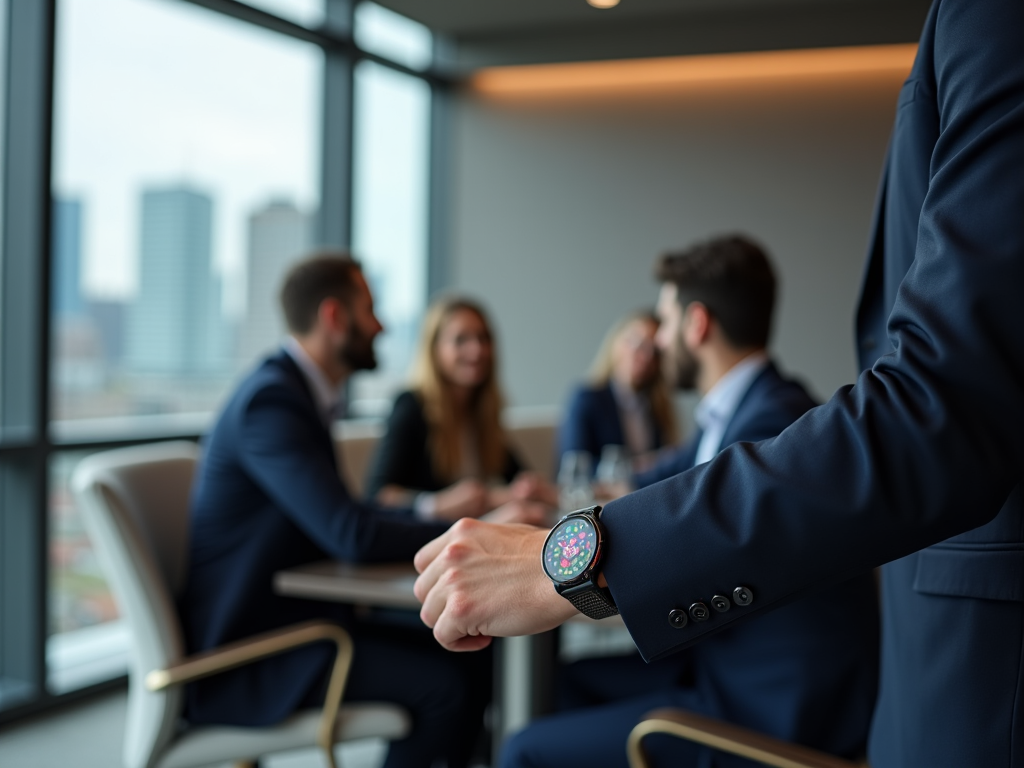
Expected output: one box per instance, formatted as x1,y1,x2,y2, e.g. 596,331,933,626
52,0,429,325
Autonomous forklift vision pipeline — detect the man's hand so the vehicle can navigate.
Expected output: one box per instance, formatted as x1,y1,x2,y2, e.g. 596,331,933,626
414,518,578,651
509,471,560,507
482,500,548,526
432,478,489,521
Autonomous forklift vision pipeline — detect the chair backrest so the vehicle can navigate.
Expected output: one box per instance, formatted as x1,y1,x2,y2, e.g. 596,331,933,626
333,419,384,498
332,411,561,493
71,441,200,768
506,406,561,480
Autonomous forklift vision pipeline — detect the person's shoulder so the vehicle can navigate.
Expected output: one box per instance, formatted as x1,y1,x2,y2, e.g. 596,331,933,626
204,352,306,443
236,351,303,396
391,389,425,416
393,389,421,408
218,352,312,426
567,382,612,410
757,364,819,417
387,389,429,429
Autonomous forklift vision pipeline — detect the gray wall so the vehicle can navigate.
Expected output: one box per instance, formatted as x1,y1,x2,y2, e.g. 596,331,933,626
444,73,905,413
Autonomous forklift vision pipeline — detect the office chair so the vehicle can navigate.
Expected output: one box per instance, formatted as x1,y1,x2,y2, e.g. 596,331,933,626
72,441,409,768
627,708,865,768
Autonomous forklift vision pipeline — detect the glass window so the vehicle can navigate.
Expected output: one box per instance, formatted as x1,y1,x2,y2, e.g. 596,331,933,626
50,0,323,443
241,0,325,28
354,2,433,72
47,449,130,694
350,60,431,416
47,0,325,694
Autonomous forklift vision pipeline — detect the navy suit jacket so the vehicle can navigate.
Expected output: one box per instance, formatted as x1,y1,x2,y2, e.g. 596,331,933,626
559,383,666,468
179,351,448,726
643,363,879,759
634,362,815,488
603,2,1024,766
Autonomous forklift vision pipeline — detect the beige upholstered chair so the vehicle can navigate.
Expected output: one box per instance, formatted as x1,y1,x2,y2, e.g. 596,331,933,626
627,708,865,768
71,441,409,768
333,420,385,498
333,408,560,497
505,406,560,480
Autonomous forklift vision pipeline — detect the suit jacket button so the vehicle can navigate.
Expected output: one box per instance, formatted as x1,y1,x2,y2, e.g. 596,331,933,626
689,602,710,622
668,608,688,629
711,595,731,612
733,586,754,606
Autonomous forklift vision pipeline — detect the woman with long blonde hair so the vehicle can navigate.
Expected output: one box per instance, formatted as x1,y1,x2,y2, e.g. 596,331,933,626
367,296,555,520
558,311,679,470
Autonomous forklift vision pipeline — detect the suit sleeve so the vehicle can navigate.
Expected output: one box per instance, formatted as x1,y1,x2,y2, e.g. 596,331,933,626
602,0,1024,662
238,384,448,564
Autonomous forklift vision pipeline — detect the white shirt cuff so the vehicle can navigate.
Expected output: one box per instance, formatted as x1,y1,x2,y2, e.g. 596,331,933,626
414,492,439,520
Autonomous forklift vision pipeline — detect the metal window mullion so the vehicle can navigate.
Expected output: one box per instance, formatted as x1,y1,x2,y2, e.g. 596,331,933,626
0,0,55,713
319,49,354,249
179,0,457,86
427,77,452,297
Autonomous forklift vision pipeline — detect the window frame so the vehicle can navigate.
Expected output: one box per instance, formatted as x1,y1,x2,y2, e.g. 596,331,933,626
0,0,453,723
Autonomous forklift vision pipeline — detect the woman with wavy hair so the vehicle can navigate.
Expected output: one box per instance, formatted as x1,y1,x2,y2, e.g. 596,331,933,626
366,295,555,520
559,311,679,472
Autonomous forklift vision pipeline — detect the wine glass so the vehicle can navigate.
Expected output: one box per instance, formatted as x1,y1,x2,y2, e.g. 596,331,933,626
558,450,594,511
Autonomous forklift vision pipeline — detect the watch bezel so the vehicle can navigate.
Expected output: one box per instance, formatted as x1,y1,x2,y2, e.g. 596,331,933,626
541,506,605,589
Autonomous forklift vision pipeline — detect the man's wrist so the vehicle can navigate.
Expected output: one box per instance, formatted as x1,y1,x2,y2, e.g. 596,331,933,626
546,581,581,621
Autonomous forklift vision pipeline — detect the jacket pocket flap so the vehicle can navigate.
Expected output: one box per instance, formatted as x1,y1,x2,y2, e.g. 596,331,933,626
913,547,1024,602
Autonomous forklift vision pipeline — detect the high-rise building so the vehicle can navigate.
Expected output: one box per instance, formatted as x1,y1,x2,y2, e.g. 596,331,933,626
238,200,312,366
125,186,226,375
87,299,126,367
52,197,85,318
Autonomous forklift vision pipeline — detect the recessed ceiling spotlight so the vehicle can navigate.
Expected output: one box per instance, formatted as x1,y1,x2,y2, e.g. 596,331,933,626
587,0,620,8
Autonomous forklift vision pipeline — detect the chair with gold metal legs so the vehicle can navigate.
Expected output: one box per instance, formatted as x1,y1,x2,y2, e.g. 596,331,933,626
72,441,410,768
627,708,866,768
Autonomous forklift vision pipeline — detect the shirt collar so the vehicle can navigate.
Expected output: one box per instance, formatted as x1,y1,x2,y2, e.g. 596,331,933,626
283,336,343,424
693,351,770,433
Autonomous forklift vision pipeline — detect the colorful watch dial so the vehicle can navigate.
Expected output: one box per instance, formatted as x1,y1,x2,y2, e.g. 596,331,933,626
543,516,598,583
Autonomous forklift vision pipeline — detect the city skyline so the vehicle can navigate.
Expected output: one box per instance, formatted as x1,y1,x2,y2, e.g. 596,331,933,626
125,186,228,376
238,199,314,364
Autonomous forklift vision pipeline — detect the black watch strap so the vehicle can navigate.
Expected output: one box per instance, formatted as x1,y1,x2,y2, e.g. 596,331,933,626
564,585,619,620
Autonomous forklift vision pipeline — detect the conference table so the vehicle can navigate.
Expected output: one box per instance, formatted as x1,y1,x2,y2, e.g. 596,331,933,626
274,560,625,760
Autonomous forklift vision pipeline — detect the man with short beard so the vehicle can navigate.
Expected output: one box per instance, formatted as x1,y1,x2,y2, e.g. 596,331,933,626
500,236,880,768
179,253,538,768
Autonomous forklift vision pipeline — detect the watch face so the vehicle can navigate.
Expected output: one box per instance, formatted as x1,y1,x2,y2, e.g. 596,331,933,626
543,516,598,583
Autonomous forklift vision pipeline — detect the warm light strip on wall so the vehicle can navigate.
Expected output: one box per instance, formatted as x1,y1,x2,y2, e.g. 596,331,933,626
470,44,918,96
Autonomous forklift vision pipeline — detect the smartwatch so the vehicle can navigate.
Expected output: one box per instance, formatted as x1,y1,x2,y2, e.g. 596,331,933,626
541,505,619,620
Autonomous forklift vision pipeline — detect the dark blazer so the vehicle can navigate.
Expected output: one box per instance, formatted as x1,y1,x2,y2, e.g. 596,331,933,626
180,352,448,726
634,362,810,488
558,383,666,469
645,364,879,760
364,389,522,499
602,2,1024,766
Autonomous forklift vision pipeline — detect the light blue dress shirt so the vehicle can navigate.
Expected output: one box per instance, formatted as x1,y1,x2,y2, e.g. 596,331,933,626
283,336,343,426
693,351,770,466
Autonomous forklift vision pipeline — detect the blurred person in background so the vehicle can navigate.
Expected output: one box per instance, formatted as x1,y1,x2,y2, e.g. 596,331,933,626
453,236,880,768
181,255,539,768
416,3,1024,765
367,295,557,520
559,311,679,474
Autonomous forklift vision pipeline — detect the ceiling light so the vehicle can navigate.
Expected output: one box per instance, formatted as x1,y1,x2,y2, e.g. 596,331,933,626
471,44,918,96
587,0,620,8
